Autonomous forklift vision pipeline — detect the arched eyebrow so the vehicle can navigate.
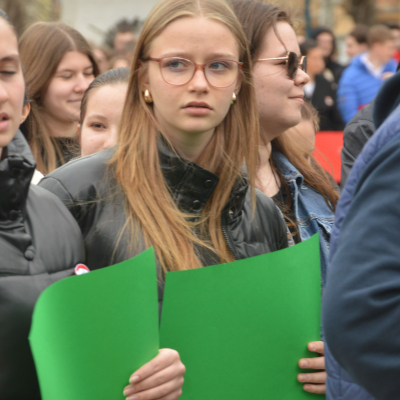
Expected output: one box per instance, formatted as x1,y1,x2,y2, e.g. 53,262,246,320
56,65,94,74
0,54,20,63
158,51,237,60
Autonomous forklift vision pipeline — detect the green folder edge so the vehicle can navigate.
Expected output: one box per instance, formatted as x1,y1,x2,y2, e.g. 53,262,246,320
29,247,160,400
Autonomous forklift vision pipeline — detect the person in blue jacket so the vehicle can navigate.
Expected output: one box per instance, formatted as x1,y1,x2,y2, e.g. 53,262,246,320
338,24,396,124
323,70,400,399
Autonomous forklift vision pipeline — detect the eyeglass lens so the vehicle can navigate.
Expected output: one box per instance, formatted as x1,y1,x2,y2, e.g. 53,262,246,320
159,58,239,87
287,52,307,79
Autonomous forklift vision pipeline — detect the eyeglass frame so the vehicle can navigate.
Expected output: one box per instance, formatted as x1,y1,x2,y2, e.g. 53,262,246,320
143,57,244,88
256,51,307,79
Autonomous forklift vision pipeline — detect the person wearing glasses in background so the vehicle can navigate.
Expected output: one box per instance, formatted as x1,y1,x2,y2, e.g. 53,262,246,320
40,0,289,398
232,1,341,394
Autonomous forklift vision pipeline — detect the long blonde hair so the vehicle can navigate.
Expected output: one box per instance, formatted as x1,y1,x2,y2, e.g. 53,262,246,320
111,0,259,273
19,22,99,174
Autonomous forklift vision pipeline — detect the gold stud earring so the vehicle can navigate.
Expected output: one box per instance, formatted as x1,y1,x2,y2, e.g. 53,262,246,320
231,92,237,105
144,89,153,104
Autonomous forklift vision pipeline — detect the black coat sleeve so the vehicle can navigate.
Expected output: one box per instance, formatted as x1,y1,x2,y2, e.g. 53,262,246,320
323,135,400,400
340,103,375,187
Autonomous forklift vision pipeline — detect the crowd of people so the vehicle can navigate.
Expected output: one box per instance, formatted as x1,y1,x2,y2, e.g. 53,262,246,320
1,0,400,399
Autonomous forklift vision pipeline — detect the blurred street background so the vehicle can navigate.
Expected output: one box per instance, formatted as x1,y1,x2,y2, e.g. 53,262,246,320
1,0,399,64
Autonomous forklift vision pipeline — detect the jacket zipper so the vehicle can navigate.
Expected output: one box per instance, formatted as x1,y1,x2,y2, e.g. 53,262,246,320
221,213,237,260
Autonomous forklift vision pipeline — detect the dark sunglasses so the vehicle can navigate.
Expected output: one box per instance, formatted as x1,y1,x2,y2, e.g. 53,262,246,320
257,51,307,79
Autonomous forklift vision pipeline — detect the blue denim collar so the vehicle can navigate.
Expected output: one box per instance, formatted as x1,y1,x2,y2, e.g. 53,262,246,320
272,151,305,187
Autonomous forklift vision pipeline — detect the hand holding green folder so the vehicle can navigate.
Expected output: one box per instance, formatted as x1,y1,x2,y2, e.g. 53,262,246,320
30,235,321,399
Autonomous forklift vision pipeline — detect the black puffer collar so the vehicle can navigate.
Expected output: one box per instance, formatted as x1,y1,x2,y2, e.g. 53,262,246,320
0,131,35,220
158,138,248,216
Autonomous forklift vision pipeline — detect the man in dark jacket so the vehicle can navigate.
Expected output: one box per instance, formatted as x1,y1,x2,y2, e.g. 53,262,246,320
340,101,374,187
323,71,400,399
340,60,400,187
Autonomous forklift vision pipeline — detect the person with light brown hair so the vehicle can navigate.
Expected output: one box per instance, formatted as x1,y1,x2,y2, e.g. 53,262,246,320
338,24,397,123
232,0,342,394
19,22,99,174
39,0,288,398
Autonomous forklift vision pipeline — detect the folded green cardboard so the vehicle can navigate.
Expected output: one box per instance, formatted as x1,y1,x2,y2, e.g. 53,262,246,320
29,248,159,400
160,234,321,399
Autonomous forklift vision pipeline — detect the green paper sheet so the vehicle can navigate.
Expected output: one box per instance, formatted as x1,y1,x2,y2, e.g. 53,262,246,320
29,248,159,400
160,234,321,400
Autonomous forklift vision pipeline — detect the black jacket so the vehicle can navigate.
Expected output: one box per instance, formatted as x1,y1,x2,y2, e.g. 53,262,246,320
0,132,85,400
305,74,344,131
340,102,374,188
40,142,288,304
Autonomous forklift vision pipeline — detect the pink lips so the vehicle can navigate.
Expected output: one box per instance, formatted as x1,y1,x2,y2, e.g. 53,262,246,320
0,112,10,132
183,101,212,116
289,95,304,104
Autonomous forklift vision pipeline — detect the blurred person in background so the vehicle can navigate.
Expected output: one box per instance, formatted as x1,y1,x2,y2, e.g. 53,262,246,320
337,24,397,124
78,68,129,157
301,39,344,131
311,26,345,84
89,42,112,74
19,22,99,174
105,18,142,51
384,22,400,63
108,39,136,70
108,52,131,69
345,24,368,61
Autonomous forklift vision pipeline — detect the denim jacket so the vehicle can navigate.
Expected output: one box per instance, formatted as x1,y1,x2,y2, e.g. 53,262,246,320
273,152,335,286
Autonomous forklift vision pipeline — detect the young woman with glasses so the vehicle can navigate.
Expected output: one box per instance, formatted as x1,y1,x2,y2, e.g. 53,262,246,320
232,0,341,395
40,0,288,398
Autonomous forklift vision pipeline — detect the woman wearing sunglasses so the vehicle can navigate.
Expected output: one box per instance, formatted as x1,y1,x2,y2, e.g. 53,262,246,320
40,0,288,398
233,0,340,395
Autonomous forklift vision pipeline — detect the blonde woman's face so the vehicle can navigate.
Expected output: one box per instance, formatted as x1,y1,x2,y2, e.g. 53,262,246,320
144,17,241,152
43,51,95,130
0,20,25,151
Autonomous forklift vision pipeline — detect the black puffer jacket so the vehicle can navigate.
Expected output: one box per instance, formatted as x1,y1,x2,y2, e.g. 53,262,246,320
0,132,85,400
40,141,288,304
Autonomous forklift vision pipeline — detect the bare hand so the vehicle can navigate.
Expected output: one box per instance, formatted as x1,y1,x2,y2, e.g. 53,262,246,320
297,341,326,394
123,349,185,400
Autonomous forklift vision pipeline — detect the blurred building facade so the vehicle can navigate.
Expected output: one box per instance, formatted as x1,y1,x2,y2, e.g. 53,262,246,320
59,0,158,45
0,0,399,50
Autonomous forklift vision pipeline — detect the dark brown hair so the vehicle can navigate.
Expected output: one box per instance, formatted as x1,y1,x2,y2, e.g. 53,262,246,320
349,24,369,45
19,22,99,174
230,0,292,60
300,38,319,56
232,0,339,220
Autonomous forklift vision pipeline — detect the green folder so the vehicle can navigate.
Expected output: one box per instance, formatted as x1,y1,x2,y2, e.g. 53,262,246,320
29,248,159,400
160,234,322,399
